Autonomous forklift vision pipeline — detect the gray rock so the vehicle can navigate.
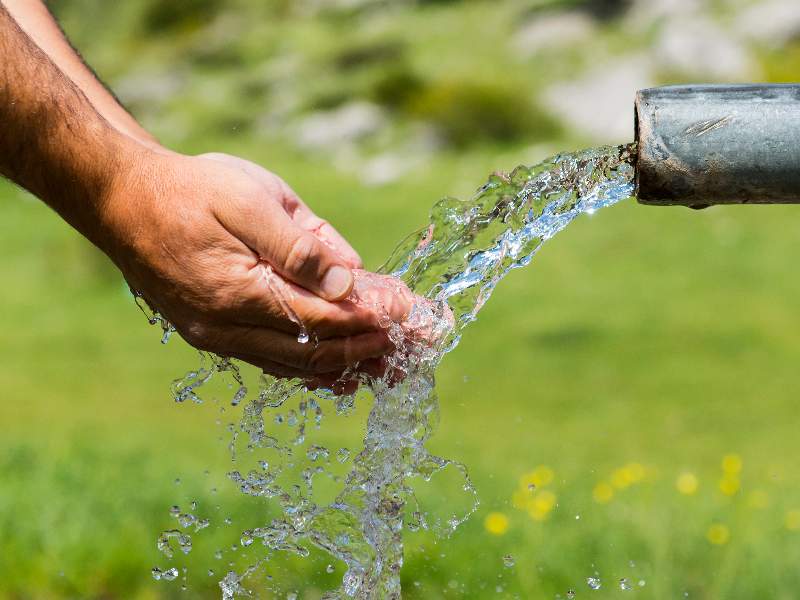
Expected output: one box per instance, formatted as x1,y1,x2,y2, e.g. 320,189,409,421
513,11,597,57
626,0,703,26
114,70,184,107
542,57,654,143
654,16,757,80
294,102,388,151
359,152,417,187
734,0,800,47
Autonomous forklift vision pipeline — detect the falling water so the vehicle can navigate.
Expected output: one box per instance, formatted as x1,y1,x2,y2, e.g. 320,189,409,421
150,144,636,598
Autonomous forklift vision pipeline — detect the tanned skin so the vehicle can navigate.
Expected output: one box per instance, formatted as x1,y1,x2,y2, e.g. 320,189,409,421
0,2,412,385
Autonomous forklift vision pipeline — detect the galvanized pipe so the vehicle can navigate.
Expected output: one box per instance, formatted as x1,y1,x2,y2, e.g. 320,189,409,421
635,84,800,207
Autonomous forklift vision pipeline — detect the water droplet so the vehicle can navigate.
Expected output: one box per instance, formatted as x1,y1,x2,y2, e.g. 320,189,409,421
208,569,215,577
638,580,646,587
169,505,180,517
587,577,601,590
224,517,232,525
162,567,179,581
195,518,210,531
502,554,515,568
297,330,309,344
178,513,196,528
241,531,254,547
575,514,581,520
620,578,632,591
214,549,223,560
337,448,351,463
566,590,576,599
326,564,335,574
231,386,247,406
151,567,162,580
528,483,536,492
174,478,181,485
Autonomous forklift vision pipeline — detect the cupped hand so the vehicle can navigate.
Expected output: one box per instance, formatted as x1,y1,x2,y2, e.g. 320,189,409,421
99,147,413,380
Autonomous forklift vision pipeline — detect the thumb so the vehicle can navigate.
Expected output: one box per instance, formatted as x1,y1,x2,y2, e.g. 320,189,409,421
262,211,355,301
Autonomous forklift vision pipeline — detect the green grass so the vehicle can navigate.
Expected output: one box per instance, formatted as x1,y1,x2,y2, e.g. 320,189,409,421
4,0,800,598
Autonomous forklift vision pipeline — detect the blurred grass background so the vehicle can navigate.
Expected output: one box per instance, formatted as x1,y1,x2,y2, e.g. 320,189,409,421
4,0,800,597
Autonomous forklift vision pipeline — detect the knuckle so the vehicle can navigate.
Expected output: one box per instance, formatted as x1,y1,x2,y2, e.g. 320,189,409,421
284,235,319,277
180,321,218,351
207,287,235,314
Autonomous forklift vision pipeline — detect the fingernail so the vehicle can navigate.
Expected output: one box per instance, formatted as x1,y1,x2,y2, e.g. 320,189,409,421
321,265,353,300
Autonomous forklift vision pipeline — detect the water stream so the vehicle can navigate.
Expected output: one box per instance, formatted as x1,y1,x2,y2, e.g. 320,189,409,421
151,144,636,598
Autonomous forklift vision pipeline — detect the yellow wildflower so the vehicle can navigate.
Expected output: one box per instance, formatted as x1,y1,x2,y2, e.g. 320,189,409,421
626,462,646,483
722,454,742,475
676,472,699,495
719,476,740,496
706,524,730,545
484,512,509,535
593,481,614,504
512,489,529,510
747,489,769,509
611,467,633,489
527,489,557,521
519,465,555,490
785,509,800,531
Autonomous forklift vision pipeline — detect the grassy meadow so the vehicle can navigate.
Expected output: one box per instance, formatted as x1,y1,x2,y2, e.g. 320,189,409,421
4,0,800,598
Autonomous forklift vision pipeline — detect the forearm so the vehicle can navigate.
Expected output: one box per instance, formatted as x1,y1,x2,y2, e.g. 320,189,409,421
2,0,160,149
0,3,140,250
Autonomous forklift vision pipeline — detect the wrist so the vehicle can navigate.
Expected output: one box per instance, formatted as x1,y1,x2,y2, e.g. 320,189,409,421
90,136,163,265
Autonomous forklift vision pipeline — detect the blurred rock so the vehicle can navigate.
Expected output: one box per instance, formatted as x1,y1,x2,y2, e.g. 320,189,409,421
542,57,654,143
626,0,702,26
513,11,596,57
358,124,440,186
298,0,396,16
654,16,757,80
359,152,417,186
114,71,184,107
294,102,388,151
734,0,800,47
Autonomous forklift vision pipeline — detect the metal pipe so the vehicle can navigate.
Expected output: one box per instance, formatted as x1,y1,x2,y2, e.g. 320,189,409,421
635,84,800,207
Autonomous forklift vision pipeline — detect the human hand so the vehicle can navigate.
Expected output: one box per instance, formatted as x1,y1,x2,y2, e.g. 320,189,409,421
98,147,412,380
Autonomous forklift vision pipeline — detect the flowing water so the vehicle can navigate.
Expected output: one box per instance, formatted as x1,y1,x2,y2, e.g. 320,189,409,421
150,144,636,598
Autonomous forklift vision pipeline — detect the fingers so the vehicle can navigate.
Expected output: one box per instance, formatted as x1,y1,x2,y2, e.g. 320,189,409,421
283,192,363,269
231,268,419,341
267,216,356,301
310,221,363,270
209,326,393,374
351,270,415,323
201,151,362,281
228,353,311,379
232,354,359,396
219,196,356,302
232,268,383,338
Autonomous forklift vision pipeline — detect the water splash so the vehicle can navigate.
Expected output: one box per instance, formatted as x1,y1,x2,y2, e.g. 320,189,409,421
153,144,636,598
